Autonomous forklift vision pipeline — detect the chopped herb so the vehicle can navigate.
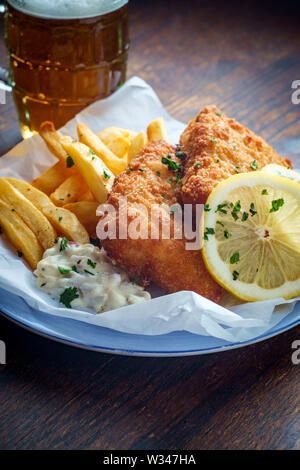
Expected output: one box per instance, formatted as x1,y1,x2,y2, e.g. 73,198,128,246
250,160,258,170
67,193,71,197
231,200,241,220
235,166,240,173
242,212,249,222
59,198,65,201
128,166,133,171
175,173,182,185
54,237,59,244
66,156,74,168
161,194,166,199
17,250,23,258
161,155,181,172
210,137,217,143
103,169,111,179
216,220,224,227
90,237,100,247
169,178,173,183
89,149,95,155
215,159,220,163
58,266,71,275
156,170,161,176
233,145,238,150
249,202,257,216
262,189,268,195
215,203,229,214
59,287,79,308
224,230,231,239
92,156,96,160
194,163,202,168
204,204,211,212
84,269,95,276
87,259,96,269
287,166,291,170
71,265,79,273
230,252,240,264
175,150,185,160
203,227,215,240
138,168,146,172
60,237,68,251
232,270,239,280
77,259,82,264
58,216,63,222
270,198,284,213
216,112,222,117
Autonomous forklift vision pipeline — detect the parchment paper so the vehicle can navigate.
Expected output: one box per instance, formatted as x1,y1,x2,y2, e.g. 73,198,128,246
0,76,299,343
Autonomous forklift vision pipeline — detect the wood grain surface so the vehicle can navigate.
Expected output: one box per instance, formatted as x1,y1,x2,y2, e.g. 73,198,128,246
0,0,300,450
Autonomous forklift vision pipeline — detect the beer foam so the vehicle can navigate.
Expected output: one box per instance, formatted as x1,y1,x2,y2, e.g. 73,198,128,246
7,0,128,19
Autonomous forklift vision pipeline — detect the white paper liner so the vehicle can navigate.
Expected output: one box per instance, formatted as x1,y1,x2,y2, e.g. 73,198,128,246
0,76,299,343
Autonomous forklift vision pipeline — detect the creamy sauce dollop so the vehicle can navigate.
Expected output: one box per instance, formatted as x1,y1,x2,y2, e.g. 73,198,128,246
34,239,151,312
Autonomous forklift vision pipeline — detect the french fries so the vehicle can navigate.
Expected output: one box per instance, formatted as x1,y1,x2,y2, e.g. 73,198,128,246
31,160,75,195
97,126,132,158
50,174,89,206
6,178,89,244
63,201,99,237
128,132,148,161
147,117,169,142
62,141,114,203
0,178,56,250
77,123,128,174
0,200,43,269
39,121,71,163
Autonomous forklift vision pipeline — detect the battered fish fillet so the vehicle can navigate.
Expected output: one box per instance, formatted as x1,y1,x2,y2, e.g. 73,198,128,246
180,105,292,205
100,140,223,303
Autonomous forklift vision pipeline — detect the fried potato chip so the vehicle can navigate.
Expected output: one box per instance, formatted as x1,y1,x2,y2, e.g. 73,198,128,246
6,178,89,244
50,174,89,206
31,160,76,195
128,132,148,161
63,201,99,237
62,141,114,203
0,199,43,269
147,117,169,142
0,178,56,250
77,123,127,174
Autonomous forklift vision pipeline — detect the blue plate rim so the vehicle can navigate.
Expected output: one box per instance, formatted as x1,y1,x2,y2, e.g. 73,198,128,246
1,290,300,357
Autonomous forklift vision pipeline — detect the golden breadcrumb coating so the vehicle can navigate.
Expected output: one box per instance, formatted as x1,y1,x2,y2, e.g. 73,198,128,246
180,105,292,204
100,140,223,303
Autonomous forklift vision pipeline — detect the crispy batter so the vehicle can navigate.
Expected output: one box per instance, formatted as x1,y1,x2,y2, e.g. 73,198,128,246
180,105,292,204
100,140,223,303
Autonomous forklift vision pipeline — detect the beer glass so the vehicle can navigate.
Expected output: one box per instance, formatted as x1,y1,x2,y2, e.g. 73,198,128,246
2,0,129,138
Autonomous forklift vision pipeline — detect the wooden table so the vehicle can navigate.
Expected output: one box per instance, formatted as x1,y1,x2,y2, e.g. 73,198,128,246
0,0,300,450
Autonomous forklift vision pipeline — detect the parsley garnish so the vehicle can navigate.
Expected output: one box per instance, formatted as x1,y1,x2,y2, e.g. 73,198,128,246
194,163,202,168
138,168,146,172
262,189,268,195
249,202,257,216
103,169,111,179
128,166,133,171
270,198,284,213
216,220,224,227
156,171,161,176
169,178,173,183
242,212,249,222
161,154,181,172
224,230,231,239
59,287,79,308
233,145,238,150
54,237,59,244
84,269,95,276
60,237,68,251
210,137,217,143
161,194,166,199
232,270,239,280
250,160,258,170
175,150,185,160
66,156,74,168
71,265,79,273
203,227,215,240
215,203,229,214
58,216,63,222
235,166,240,173
231,200,241,220
230,252,240,264
204,204,211,212
216,112,222,117
58,266,71,275
87,259,96,269
89,149,95,155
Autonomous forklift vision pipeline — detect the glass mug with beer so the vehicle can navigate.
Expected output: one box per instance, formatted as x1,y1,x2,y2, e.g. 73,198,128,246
2,0,129,138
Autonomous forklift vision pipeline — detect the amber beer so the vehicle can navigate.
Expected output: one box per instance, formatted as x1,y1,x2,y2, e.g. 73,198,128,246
4,0,129,138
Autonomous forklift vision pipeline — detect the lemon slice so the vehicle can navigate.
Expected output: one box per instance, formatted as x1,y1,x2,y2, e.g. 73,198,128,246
202,172,300,301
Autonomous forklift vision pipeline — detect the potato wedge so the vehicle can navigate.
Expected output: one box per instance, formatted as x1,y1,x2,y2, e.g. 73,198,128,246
77,123,127,174
31,160,75,195
0,199,43,269
0,178,56,250
147,117,169,142
50,174,89,206
5,178,89,244
62,142,114,203
128,131,148,161
63,201,99,237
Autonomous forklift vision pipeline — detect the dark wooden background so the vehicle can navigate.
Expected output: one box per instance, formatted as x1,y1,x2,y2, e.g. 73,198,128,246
0,0,300,450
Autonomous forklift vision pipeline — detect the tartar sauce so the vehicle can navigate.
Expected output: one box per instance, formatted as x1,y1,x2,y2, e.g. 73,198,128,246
34,238,151,312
